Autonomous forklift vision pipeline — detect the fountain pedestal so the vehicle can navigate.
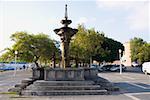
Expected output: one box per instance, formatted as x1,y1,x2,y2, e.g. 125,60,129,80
44,68,85,81
32,67,98,81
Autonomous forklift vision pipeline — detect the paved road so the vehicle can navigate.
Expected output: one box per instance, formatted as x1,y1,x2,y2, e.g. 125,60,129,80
0,70,32,100
98,67,150,100
0,67,150,100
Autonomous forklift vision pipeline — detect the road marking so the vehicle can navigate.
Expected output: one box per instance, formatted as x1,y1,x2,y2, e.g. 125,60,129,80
128,92,150,95
124,92,150,100
128,83,150,89
124,94,140,100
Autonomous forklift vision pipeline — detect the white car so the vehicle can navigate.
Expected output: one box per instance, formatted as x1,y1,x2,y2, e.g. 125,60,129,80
142,62,150,74
132,62,140,67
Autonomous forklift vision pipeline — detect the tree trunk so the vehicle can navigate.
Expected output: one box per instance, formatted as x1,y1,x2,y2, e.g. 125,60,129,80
83,62,85,67
75,57,78,68
90,56,92,67
52,52,56,68
34,61,39,68
34,56,40,68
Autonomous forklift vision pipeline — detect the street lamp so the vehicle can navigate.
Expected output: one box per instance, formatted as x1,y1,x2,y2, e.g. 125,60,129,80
119,49,122,74
14,50,18,76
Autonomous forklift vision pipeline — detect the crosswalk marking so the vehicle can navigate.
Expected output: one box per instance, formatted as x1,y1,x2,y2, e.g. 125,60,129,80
124,94,140,100
124,92,150,100
128,83,150,89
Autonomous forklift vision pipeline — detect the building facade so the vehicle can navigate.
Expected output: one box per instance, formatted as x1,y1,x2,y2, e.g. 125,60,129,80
122,42,132,66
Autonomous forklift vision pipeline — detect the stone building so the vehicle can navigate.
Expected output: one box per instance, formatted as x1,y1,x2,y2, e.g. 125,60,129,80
122,42,132,66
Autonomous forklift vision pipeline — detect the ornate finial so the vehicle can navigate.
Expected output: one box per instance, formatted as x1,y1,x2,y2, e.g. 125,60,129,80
65,4,68,19
60,4,72,26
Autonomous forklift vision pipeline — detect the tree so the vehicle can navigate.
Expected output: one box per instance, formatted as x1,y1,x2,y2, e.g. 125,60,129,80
130,37,150,64
100,37,124,62
70,25,124,67
130,37,146,63
0,31,58,67
70,25,88,67
137,43,150,63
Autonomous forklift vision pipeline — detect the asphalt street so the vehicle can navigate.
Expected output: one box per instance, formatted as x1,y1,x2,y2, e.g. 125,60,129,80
0,67,150,100
98,67,150,100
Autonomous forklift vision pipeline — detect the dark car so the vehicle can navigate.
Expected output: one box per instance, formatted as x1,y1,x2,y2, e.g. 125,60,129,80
90,64,103,72
100,64,126,72
110,64,126,72
101,64,114,71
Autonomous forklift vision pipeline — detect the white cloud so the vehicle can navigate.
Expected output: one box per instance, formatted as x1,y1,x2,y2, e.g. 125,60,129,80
49,18,59,25
104,18,116,24
76,17,96,25
76,17,88,24
96,0,130,9
91,17,97,22
96,0,149,31
126,3,149,31
96,0,148,9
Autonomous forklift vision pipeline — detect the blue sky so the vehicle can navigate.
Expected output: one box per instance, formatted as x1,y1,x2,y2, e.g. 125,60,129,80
0,0,149,52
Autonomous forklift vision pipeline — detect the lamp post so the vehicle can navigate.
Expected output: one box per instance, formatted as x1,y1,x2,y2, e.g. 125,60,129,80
119,49,122,74
14,50,18,76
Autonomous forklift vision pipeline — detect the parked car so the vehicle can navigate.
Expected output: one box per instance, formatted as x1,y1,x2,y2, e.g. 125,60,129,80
0,66,15,71
90,64,103,72
0,63,5,67
100,64,114,71
132,62,140,67
142,62,150,74
110,64,126,72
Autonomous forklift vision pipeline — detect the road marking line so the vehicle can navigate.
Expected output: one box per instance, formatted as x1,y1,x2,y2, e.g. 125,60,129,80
128,83,150,89
124,94,140,100
127,92,150,95
124,92,150,100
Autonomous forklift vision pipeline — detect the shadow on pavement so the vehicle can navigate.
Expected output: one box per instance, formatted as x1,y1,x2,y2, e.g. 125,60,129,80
112,82,150,95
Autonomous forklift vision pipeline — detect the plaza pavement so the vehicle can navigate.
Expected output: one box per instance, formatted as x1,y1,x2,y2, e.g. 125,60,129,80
0,67,150,100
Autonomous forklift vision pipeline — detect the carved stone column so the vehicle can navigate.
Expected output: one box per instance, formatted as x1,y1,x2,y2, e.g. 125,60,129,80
54,5,78,68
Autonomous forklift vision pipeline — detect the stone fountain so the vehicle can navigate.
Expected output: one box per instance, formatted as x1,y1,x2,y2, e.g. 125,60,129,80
9,5,119,96
42,5,97,81
54,4,78,68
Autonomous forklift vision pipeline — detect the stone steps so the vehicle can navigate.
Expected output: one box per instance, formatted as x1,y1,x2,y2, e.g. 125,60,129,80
26,85,101,90
21,80,110,96
21,89,108,96
33,80,95,86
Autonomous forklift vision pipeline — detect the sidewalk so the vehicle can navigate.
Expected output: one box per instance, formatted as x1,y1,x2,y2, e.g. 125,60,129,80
1,68,149,100
0,70,32,100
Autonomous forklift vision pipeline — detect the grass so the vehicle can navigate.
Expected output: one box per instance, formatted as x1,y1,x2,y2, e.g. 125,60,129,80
0,70,5,72
10,96,31,98
0,92,31,98
0,92,18,95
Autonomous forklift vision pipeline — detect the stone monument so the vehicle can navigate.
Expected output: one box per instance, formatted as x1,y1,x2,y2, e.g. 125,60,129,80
9,5,119,96
54,4,78,68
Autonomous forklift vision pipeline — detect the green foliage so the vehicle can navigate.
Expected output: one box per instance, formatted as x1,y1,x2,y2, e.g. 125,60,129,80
0,31,59,66
0,47,19,62
70,25,124,66
100,37,124,62
130,37,149,64
0,25,126,67
130,37,150,64
138,43,150,63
